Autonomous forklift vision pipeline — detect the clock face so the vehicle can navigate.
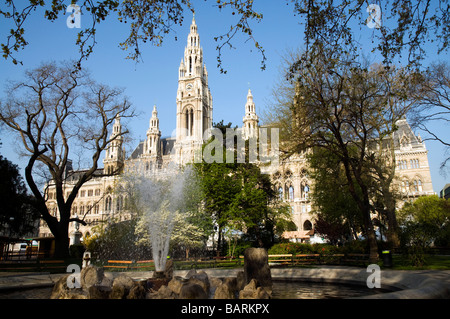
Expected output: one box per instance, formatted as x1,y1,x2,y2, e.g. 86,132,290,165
186,83,193,91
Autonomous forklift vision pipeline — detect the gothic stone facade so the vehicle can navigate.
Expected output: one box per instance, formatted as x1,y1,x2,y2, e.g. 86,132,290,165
39,17,435,244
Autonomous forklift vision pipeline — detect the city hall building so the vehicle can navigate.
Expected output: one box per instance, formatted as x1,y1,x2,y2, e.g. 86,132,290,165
38,16,435,245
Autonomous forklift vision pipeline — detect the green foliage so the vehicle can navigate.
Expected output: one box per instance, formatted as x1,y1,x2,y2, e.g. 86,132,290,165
194,121,292,250
84,219,151,260
291,0,450,71
308,147,363,243
0,155,40,237
69,244,85,259
399,195,450,247
1,1,265,71
398,195,450,266
268,241,368,256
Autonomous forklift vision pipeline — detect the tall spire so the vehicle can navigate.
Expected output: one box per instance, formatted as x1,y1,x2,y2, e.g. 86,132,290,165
175,13,213,165
243,89,259,139
103,114,124,174
145,105,161,156
182,13,202,77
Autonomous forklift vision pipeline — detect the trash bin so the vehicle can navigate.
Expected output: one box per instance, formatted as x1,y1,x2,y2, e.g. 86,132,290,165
382,250,392,268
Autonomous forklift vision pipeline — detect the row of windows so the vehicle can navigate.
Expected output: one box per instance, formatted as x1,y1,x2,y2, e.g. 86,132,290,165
277,183,310,201
397,159,420,170
48,195,127,218
47,188,103,200
401,179,423,193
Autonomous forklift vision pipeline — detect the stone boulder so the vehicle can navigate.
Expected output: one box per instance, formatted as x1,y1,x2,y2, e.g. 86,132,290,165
110,274,135,299
214,282,235,299
179,282,208,299
238,279,270,299
236,271,246,291
168,276,185,295
187,271,210,294
127,281,147,299
88,285,112,299
147,285,176,299
243,248,272,293
164,259,174,279
51,274,88,299
81,266,104,289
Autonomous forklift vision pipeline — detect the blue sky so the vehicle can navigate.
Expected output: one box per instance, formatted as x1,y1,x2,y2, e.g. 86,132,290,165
0,1,448,194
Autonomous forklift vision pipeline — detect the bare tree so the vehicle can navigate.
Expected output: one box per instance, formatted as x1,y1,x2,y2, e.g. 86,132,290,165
0,61,134,257
410,61,450,170
266,46,418,261
1,0,265,72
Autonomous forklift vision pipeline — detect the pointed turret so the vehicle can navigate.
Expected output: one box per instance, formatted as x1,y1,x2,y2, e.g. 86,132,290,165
145,105,162,156
243,89,259,139
103,114,124,174
175,13,213,165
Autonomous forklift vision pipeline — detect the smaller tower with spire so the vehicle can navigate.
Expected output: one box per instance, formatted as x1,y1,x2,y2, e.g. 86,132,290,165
145,105,162,156
103,115,124,175
243,89,259,139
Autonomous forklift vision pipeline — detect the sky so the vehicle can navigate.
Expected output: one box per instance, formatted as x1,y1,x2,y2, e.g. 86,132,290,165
0,1,449,194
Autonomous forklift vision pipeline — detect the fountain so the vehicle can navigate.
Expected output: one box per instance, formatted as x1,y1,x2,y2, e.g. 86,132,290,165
127,164,194,277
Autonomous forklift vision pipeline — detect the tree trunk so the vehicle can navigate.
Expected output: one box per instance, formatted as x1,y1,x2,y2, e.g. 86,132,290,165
54,234,70,259
361,205,379,264
383,186,400,248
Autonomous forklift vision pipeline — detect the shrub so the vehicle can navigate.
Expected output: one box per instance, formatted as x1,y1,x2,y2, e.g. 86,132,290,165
268,240,368,255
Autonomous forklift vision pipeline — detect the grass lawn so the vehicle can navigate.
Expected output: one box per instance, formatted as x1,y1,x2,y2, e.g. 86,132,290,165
390,254,450,270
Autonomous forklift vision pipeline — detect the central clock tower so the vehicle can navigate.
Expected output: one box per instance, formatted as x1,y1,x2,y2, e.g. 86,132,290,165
174,14,213,165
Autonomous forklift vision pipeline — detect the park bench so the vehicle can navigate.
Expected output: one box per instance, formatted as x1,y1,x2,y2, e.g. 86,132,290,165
341,253,370,266
294,254,321,265
104,260,133,270
267,254,293,266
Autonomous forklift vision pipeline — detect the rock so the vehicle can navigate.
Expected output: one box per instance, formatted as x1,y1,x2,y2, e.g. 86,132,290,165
164,259,174,279
236,271,246,291
51,274,88,299
110,274,134,299
214,282,235,299
88,285,111,299
50,274,70,299
127,282,147,299
179,283,208,299
110,284,127,299
168,276,185,295
147,285,176,299
100,273,114,288
238,279,270,299
185,269,197,279
223,277,238,293
113,274,134,290
188,271,210,294
209,277,223,289
243,248,272,292
80,266,104,289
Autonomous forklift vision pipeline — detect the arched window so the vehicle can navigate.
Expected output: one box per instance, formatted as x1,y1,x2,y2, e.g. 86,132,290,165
105,196,112,212
303,220,313,231
116,195,123,212
185,108,194,136
302,183,310,199
289,185,294,201
278,186,283,201
418,179,423,192
190,109,194,136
